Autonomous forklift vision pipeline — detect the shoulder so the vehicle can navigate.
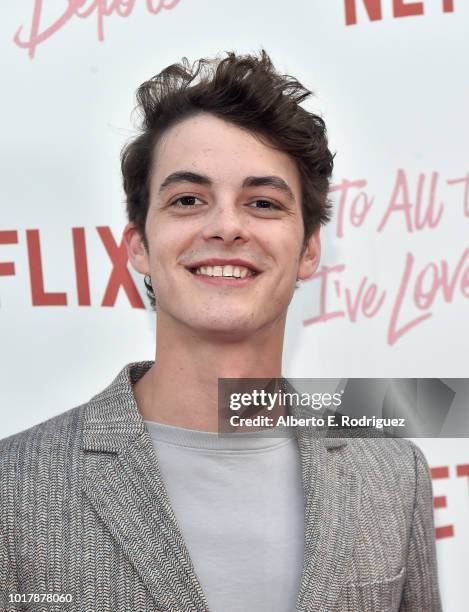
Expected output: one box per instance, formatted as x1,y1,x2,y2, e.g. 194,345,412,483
0,402,86,448
343,436,427,470
341,437,431,504
0,360,151,475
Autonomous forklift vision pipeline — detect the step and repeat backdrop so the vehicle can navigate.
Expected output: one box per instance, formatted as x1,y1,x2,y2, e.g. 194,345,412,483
1,1,468,609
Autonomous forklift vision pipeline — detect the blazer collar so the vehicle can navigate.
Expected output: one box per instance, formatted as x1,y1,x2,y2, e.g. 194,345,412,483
82,361,151,453
82,361,348,453
82,362,360,612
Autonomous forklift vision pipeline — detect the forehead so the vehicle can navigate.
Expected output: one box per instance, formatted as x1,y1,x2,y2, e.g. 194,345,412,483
150,113,301,195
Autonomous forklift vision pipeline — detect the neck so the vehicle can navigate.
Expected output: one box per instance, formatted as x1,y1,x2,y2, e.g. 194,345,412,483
133,314,285,432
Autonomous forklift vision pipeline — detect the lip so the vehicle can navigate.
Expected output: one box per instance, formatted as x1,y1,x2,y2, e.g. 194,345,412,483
185,258,261,274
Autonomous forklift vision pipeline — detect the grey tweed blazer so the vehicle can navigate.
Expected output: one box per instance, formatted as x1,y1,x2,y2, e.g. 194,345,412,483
1,362,442,612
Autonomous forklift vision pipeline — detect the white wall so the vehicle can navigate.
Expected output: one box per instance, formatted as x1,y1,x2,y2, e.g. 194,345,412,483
1,1,467,609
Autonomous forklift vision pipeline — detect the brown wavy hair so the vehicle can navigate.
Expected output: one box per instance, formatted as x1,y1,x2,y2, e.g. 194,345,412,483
121,50,335,308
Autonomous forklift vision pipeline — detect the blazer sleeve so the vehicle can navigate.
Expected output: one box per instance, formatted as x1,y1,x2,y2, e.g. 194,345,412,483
399,442,443,612
0,440,21,612
0,529,20,612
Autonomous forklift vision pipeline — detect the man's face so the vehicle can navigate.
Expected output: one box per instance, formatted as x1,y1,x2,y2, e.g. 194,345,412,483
126,113,320,340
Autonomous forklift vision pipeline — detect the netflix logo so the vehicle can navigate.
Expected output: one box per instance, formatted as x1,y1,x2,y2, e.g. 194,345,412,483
432,463,469,539
0,226,146,308
344,0,456,25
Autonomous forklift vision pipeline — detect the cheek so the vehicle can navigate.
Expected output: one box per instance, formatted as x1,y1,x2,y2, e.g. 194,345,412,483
146,219,178,254
271,236,303,270
147,221,196,276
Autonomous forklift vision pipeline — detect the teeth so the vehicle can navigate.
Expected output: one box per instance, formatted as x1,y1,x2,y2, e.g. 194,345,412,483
193,264,254,278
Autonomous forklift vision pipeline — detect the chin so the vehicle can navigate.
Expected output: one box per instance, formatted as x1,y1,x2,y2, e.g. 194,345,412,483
191,316,258,338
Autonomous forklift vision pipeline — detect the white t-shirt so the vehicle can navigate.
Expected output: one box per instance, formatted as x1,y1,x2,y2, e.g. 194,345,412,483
145,420,304,612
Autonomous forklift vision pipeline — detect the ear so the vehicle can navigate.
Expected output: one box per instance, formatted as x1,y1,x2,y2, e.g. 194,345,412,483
123,222,150,275
297,226,321,281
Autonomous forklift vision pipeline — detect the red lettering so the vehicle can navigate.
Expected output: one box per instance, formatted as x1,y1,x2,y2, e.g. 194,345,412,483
26,229,67,306
344,0,382,25
115,0,136,16
447,173,469,217
147,0,180,13
431,465,454,539
362,282,386,317
350,191,373,228
439,249,469,301
393,0,424,18
76,0,110,42
14,0,180,58
431,466,449,479
0,231,18,277
413,263,439,310
72,227,91,306
389,249,468,344
345,0,454,25
414,172,444,230
76,0,105,18
433,496,447,509
303,267,385,326
378,169,413,232
462,266,469,298
344,277,386,321
456,464,469,494
330,178,371,238
345,279,367,322
97,226,145,308
413,250,469,309
388,253,432,345
303,264,346,325
76,0,136,41
14,0,86,60
378,170,444,233
435,525,454,539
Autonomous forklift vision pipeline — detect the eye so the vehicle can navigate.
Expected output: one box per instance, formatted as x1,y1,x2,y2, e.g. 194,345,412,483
169,195,203,208
249,199,282,211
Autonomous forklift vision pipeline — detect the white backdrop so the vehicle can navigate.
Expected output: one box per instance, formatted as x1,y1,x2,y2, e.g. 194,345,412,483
1,1,468,610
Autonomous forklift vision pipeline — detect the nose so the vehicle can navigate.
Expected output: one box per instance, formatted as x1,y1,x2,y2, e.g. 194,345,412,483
201,200,248,245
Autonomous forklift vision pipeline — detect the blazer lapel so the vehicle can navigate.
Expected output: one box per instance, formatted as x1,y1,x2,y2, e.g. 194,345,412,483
294,428,362,612
81,364,361,612
81,362,210,612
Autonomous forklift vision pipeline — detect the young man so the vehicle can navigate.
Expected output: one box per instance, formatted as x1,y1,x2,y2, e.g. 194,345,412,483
0,51,441,611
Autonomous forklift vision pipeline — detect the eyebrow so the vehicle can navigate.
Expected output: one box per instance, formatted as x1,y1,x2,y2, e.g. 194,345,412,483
158,171,296,202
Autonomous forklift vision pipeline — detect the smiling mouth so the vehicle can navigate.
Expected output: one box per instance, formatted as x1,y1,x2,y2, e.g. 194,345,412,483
187,264,259,279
